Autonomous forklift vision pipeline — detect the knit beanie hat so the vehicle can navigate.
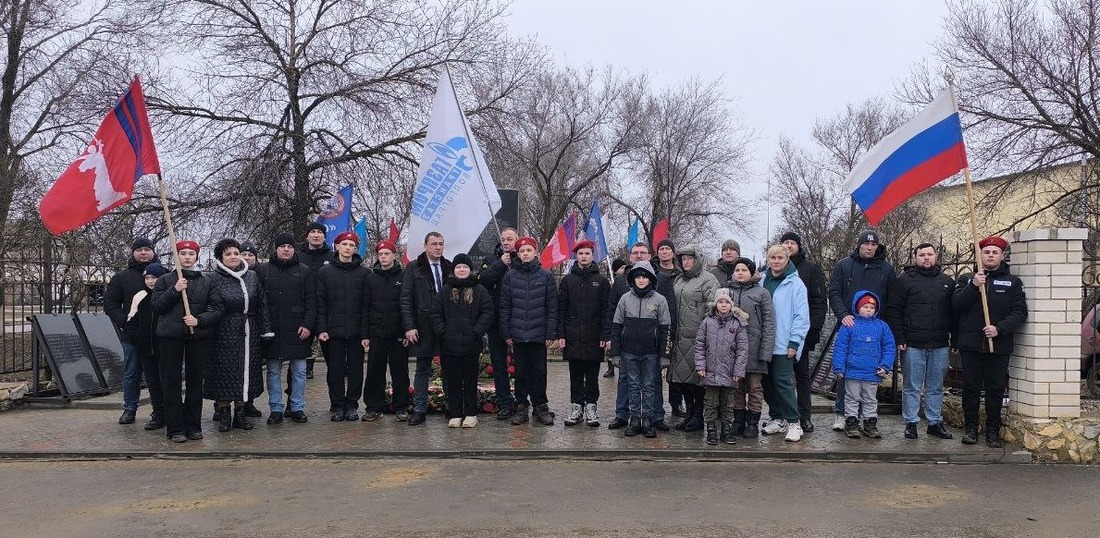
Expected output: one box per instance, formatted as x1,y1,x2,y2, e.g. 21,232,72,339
273,232,296,249
656,238,676,252
452,253,473,270
131,237,154,252
779,232,802,247
721,239,741,253
306,222,327,235
240,241,258,255
143,262,168,278
611,259,627,273
713,287,733,305
733,256,756,275
857,230,881,246
856,294,878,313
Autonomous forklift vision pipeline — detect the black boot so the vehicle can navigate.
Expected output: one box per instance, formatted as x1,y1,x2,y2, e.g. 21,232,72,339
642,416,657,438
986,422,1004,448
961,424,979,445
705,422,719,445
243,400,263,418
722,421,737,444
683,394,704,433
217,404,233,432
603,363,616,378
624,416,642,437
862,417,881,439
731,410,746,436
675,397,692,430
844,416,861,438
743,412,760,438
232,406,254,430
511,404,529,425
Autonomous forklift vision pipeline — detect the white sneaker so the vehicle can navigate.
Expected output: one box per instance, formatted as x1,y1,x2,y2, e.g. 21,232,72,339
564,403,584,426
832,415,846,431
461,416,478,428
785,422,803,442
584,403,599,426
762,418,788,435
448,418,462,428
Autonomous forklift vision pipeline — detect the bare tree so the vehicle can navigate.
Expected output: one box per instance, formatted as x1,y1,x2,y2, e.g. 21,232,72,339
479,65,645,243
0,0,155,255
149,0,532,240
904,0,1100,233
611,77,751,246
772,98,935,273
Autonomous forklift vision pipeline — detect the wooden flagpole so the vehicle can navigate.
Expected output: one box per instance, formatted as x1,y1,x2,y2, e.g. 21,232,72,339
157,174,193,334
949,77,996,353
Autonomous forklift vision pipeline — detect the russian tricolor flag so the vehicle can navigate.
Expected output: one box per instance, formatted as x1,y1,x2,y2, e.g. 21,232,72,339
845,88,968,226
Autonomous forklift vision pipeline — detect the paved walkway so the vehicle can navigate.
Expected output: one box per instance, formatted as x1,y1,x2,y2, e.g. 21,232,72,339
0,360,1027,462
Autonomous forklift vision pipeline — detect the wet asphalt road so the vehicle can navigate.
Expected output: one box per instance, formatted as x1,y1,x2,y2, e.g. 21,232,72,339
3,458,1097,537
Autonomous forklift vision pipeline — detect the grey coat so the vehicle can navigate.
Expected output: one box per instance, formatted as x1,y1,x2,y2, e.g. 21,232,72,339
693,307,750,387
724,275,776,374
669,248,720,384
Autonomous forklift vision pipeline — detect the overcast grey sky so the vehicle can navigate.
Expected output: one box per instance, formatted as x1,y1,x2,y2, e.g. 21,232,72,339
505,0,952,257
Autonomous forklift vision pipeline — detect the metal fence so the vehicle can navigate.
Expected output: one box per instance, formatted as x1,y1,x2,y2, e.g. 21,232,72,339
1,246,112,380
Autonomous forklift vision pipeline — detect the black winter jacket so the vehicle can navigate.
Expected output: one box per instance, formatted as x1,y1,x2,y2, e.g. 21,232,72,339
315,255,369,340
362,261,405,341
298,243,333,271
829,244,896,320
886,264,956,349
103,255,153,342
401,252,453,356
499,257,558,343
151,269,219,340
606,263,677,357
255,255,316,360
790,250,828,346
557,263,611,361
204,262,269,401
122,286,157,357
430,275,494,356
953,263,1028,355
478,244,511,319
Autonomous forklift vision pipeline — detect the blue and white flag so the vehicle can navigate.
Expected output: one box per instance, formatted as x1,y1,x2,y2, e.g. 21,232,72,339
318,185,352,247
354,217,369,258
584,200,609,262
407,69,501,259
626,217,639,249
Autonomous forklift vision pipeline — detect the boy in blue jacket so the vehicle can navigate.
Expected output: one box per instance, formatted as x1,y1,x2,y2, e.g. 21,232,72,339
833,290,895,439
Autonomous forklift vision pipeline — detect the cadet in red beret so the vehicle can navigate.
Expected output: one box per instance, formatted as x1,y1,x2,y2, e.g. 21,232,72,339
953,234,1027,448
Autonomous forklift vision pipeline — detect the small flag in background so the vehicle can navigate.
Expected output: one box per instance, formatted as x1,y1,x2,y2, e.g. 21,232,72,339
650,218,669,252
318,185,353,247
626,218,639,249
389,217,409,265
39,77,161,236
540,212,577,269
584,200,609,262
845,88,968,226
354,218,368,258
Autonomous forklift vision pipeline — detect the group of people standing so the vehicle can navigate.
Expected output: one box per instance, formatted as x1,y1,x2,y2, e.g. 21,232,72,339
104,223,1027,448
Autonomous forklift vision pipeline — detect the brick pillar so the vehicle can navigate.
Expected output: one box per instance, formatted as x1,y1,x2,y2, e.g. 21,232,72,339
1007,228,1087,419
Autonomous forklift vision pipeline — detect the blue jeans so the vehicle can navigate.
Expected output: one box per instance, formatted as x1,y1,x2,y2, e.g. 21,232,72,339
623,353,658,419
615,356,666,421
121,342,142,411
268,358,306,413
902,346,949,424
412,356,434,413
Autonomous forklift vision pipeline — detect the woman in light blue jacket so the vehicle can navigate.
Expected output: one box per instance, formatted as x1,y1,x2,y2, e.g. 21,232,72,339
759,244,810,442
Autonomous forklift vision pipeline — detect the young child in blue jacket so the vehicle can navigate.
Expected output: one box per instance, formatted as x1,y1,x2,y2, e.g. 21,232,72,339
832,290,895,439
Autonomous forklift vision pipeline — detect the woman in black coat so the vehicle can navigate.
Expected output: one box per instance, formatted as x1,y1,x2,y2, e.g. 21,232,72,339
205,238,270,433
556,241,610,427
430,253,494,428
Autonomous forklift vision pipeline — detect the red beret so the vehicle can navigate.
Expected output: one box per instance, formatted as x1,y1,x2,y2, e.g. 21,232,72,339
573,239,595,253
334,231,359,246
374,240,397,253
515,236,538,251
176,240,200,254
978,236,1009,251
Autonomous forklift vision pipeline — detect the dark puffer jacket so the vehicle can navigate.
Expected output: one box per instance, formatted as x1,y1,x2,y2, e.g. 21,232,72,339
103,255,154,342
557,262,610,361
362,261,405,341
886,264,956,349
315,255,369,340
724,275,777,374
953,263,1028,355
478,244,511,319
122,286,157,357
203,261,269,402
255,254,316,360
297,243,332,271
499,257,558,343
151,269,218,340
829,243,896,320
401,252,453,356
430,275,494,356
